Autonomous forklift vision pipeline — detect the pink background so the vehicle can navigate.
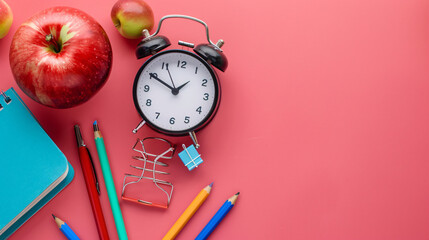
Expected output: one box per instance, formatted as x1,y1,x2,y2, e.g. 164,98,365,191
1,0,429,239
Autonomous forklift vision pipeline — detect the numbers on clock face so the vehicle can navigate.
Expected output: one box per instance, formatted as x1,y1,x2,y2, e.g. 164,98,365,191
135,51,218,133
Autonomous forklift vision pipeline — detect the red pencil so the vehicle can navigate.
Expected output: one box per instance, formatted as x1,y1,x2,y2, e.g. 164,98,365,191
75,125,110,240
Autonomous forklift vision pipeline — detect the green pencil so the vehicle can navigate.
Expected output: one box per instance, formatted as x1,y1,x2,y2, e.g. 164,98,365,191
93,120,128,240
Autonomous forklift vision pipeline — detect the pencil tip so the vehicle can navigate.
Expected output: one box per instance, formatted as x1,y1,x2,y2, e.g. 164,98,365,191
93,120,100,131
236,192,240,195
209,182,213,187
52,214,56,219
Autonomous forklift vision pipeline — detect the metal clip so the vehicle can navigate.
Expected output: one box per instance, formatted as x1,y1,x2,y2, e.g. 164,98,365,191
121,137,175,209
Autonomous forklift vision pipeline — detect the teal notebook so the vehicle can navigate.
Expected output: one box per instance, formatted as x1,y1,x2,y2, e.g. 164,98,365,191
0,88,74,240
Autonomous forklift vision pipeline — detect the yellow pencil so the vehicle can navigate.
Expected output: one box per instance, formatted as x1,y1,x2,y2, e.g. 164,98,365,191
162,183,213,240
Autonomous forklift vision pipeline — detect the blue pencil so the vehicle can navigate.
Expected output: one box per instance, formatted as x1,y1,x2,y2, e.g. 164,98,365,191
52,214,80,240
195,192,240,240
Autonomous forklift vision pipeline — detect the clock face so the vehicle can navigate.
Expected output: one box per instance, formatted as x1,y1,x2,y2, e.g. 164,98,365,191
133,50,220,135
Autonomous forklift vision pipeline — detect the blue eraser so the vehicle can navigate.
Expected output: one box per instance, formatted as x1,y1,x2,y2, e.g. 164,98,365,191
178,145,203,171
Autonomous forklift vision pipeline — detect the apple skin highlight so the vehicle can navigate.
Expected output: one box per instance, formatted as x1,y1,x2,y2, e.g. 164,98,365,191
9,7,113,108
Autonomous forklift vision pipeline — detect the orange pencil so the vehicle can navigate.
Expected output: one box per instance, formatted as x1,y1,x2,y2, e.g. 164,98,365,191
163,183,213,240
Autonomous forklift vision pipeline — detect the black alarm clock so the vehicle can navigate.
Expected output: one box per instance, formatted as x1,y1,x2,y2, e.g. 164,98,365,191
132,15,227,147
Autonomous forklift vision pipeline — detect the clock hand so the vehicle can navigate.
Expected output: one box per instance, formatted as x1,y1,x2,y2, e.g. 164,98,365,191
165,63,177,89
171,81,190,95
149,73,174,90
176,81,190,91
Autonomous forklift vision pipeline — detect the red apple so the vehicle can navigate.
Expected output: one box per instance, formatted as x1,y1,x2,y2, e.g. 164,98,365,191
9,7,112,108
0,0,13,39
111,0,154,39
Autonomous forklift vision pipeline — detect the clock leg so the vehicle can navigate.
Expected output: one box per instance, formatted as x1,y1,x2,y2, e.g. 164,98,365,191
132,119,146,134
189,131,200,149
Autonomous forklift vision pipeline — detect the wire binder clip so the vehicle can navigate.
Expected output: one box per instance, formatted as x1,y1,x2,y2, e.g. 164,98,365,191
121,137,175,209
178,144,203,171
0,90,11,111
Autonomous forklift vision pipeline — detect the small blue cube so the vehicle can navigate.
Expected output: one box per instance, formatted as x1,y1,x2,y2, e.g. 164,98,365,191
178,144,203,171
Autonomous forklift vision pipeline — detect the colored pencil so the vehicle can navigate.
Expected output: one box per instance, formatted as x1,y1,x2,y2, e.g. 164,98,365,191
93,121,128,240
74,125,110,240
195,192,240,240
52,214,80,240
163,183,213,240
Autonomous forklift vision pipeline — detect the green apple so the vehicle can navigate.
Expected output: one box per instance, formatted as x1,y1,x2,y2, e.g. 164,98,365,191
111,0,154,39
0,0,12,39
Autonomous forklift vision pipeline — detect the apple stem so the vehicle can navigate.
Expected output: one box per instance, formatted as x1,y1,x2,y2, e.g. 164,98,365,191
45,34,62,53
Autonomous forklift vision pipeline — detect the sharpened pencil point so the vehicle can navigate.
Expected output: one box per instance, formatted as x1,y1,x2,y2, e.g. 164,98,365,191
209,182,213,187
52,214,56,219
236,192,240,195
93,120,99,131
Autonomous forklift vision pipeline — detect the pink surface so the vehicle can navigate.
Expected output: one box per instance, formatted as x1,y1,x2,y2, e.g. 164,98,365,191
1,0,429,239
